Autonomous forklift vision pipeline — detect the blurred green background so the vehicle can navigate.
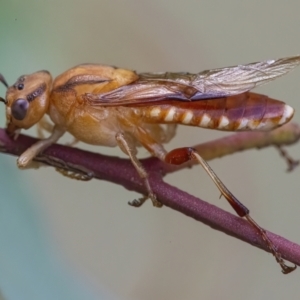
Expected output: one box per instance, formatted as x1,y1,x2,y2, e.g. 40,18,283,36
0,1,300,299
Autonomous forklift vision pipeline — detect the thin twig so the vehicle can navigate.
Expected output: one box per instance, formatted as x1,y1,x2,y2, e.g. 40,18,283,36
0,124,300,268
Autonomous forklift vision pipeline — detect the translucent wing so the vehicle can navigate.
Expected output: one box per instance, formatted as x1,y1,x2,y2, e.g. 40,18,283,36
85,55,300,106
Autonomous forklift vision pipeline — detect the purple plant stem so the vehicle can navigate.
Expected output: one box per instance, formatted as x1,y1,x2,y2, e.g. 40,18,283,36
0,128,300,268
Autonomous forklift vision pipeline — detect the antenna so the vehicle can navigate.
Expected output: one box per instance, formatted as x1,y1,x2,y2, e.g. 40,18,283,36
0,74,8,88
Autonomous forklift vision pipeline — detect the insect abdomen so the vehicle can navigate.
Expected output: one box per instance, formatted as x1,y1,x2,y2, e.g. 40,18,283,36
136,92,294,131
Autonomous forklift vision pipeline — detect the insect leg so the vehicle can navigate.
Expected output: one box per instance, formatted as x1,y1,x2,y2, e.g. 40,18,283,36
37,116,54,138
17,125,65,168
165,147,296,274
276,146,299,172
55,166,93,181
37,116,79,146
115,132,162,208
164,124,177,143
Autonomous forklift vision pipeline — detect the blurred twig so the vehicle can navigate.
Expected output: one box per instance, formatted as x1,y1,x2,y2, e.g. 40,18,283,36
0,123,300,269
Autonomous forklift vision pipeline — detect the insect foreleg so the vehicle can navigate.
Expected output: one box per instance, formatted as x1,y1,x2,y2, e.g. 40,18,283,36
17,125,65,168
37,116,55,138
115,132,162,208
165,147,296,274
36,116,79,147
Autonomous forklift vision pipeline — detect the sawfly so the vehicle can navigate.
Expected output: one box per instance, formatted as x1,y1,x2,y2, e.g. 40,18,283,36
1,55,299,273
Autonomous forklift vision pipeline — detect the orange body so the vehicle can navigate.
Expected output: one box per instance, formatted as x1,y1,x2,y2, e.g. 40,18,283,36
4,57,298,158
42,63,293,156
3,60,295,159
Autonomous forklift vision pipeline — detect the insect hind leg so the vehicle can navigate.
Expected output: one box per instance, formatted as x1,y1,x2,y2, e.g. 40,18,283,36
115,132,162,208
165,147,296,274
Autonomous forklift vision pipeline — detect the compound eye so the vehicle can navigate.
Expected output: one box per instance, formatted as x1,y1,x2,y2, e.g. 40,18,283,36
11,98,29,120
17,83,24,90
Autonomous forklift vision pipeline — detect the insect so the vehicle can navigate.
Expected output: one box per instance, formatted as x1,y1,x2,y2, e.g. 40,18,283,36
0,55,299,273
